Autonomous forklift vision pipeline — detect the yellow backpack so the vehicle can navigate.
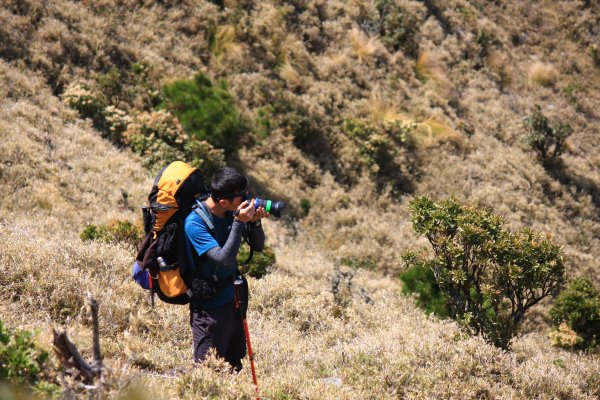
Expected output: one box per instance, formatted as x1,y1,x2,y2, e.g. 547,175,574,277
134,161,208,305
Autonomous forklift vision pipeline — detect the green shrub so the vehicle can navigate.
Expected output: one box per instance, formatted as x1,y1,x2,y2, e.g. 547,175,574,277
123,109,224,174
80,219,143,247
123,109,187,171
253,106,276,141
0,319,55,393
80,224,101,241
523,105,573,167
61,82,108,132
408,196,565,349
343,119,397,177
96,67,123,104
237,244,276,279
549,278,599,350
159,74,246,155
299,198,311,216
183,140,225,179
399,254,449,318
95,63,161,110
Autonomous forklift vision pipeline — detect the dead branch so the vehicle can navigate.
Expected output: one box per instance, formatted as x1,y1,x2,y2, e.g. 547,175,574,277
52,295,103,384
52,329,96,384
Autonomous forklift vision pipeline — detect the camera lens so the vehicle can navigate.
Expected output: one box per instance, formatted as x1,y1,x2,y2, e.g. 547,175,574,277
254,198,286,218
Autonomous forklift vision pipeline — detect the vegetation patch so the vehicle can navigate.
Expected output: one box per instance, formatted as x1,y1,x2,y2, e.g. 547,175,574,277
123,109,224,175
159,74,247,156
399,256,450,318
523,105,572,168
341,256,378,271
80,219,143,247
237,244,277,279
0,319,58,397
549,278,599,350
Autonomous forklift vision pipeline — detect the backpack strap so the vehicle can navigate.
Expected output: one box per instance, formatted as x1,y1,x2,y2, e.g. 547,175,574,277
193,199,221,280
194,199,216,237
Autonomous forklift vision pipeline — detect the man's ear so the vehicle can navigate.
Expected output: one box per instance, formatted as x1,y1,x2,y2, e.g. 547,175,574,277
218,198,229,208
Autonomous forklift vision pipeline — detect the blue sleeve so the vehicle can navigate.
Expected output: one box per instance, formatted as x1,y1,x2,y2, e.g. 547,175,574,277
185,213,219,258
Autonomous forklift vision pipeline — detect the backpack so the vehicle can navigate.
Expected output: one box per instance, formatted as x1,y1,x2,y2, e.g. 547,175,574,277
133,161,208,305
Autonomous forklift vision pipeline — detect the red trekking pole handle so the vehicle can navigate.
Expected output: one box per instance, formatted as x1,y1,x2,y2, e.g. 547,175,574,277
234,278,259,399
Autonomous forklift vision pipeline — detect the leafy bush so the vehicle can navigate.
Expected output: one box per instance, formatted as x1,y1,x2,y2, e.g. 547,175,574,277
103,105,131,145
0,319,56,394
95,63,161,110
549,278,599,350
159,74,246,155
407,196,565,349
96,67,123,104
237,244,276,279
62,63,161,147
343,118,411,177
123,110,224,175
61,82,108,132
80,219,143,247
549,322,584,349
183,140,226,178
399,255,449,318
523,105,573,167
123,109,187,170
299,198,311,216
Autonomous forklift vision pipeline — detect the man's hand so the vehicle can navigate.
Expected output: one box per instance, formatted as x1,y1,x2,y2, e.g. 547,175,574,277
250,206,269,223
235,199,256,223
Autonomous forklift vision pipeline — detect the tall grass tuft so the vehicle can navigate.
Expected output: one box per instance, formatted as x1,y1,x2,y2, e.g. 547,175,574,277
350,27,379,62
209,25,243,66
414,51,446,84
528,61,557,87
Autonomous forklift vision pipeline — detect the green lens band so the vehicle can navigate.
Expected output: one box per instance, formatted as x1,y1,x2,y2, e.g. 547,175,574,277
266,200,272,213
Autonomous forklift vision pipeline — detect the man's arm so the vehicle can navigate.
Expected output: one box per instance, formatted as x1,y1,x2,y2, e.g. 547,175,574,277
204,220,244,270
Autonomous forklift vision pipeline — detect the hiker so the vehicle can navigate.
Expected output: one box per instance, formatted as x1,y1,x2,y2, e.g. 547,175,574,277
184,167,267,371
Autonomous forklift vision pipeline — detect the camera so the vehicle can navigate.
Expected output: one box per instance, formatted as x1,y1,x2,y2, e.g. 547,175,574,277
244,194,286,217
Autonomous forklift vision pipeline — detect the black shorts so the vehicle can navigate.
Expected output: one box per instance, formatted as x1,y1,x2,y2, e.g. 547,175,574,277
190,303,246,369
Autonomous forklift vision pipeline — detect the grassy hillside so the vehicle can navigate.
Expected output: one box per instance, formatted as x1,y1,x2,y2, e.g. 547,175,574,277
1,0,599,398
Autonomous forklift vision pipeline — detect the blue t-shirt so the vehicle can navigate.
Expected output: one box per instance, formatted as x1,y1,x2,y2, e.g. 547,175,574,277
184,205,236,309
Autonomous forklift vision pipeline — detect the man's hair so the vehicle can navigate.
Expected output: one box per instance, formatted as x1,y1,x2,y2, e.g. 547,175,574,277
210,167,249,200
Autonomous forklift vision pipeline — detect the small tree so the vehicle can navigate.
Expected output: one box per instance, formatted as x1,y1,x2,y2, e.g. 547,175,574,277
408,196,565,349
523,105,572,167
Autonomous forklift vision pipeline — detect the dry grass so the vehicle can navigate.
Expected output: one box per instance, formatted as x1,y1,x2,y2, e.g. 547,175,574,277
412,118,464,148
1,0,600,398
414,51,447,84
528,61,558,87
350,27,380,62
210,25,244,67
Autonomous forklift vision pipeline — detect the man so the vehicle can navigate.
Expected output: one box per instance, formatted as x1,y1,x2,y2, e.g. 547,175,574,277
184,167,267,371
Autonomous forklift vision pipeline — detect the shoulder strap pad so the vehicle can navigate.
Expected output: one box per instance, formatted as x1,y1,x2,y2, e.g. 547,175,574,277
194,199,216,238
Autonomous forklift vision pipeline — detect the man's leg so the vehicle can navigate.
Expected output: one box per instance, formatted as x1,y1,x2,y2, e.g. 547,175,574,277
224,314,247,371
190,303,239,363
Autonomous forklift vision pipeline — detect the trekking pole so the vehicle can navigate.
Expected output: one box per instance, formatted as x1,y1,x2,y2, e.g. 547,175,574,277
234,277,259,400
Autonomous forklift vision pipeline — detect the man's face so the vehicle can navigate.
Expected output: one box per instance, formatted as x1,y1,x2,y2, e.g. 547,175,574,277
219,192,247,211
